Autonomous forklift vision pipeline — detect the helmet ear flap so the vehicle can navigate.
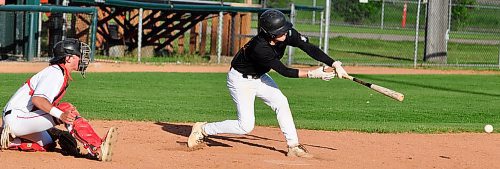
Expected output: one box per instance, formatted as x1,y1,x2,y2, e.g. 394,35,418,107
259,27,274,39
259,27,275,39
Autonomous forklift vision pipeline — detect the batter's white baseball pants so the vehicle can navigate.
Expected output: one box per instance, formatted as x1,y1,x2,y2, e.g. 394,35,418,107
203,68,299,146
2,109,57,146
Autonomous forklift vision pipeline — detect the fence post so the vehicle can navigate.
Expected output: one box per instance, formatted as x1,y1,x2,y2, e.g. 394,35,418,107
445,0,452,58
90,8,97,61
27,11,36,61
217,11,223,64
413,0,422,68
381,0,385,29
62,0,68,40
138,8,143,62
312,0,316,25
287,3,295,66
319,11,324,51
498,46,500,69
37,11,42,59
323,0,331,54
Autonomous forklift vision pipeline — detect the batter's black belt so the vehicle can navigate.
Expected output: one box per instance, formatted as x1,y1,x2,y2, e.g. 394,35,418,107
242,74,262,79
231,67,262,79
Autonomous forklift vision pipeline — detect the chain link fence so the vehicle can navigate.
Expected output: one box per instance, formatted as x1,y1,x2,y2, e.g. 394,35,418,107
0,6,97,62
92,9,234,64
288,0,500,68
444,2,500,67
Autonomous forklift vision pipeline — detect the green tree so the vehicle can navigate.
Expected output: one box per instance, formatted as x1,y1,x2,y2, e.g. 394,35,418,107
266,0,290,8
332,0,381,24
451,0,476,29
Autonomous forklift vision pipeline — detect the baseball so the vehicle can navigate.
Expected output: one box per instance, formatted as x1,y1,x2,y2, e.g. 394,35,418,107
484,124,493,133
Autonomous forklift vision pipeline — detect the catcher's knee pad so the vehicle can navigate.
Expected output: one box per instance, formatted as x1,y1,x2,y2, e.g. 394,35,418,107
71,117,103,156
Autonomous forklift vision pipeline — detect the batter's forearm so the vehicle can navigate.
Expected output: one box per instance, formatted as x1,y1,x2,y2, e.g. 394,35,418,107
268,60,300,78
300,43,335,66
298,70,308,78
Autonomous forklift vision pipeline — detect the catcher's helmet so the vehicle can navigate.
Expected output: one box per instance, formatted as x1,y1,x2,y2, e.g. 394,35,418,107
50,38,91,77
51,38,82,64
258,9,293,39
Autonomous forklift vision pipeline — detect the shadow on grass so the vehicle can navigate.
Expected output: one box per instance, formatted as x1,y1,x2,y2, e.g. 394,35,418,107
360,76,500,97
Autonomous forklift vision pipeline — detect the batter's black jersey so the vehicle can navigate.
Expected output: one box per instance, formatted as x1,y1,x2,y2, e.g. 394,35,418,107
231,28,335,78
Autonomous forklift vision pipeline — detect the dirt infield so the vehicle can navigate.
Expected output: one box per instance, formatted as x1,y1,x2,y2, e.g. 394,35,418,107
1,62,499,169
1,121,499,169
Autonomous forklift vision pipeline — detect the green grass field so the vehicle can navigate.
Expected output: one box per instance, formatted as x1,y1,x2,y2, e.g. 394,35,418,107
291,24,500,41
291,0,500,34
292,36,500,66
96,33,500,68
1,72,499,133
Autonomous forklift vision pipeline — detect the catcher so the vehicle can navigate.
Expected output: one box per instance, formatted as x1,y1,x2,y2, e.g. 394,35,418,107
188,9,349,158
1,38,117,161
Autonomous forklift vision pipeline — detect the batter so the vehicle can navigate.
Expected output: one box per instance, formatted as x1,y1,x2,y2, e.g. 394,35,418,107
188,9,349,158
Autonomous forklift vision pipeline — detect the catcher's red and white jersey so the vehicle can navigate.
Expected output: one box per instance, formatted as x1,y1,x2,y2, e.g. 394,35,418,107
3,65,66,113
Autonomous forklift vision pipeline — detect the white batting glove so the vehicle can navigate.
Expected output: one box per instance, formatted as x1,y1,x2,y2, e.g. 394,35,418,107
331,61,349,79
307,66,335,81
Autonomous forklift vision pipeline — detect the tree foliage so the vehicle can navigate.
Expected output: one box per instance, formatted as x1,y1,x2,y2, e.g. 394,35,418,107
266,0,290,8
451,0,476,29
332,0,381,24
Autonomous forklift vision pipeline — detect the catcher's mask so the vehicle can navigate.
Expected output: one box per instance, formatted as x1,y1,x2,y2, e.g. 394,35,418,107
50,38,91,78
258,9,293,39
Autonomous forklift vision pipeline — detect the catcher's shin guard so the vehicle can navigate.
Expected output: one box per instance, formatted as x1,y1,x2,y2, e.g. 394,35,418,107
71,117,118,161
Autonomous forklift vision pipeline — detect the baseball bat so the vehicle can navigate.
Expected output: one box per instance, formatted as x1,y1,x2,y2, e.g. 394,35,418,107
344,75,404,102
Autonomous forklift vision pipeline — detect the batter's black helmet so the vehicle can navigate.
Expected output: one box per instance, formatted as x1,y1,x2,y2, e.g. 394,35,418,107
258,9,293,39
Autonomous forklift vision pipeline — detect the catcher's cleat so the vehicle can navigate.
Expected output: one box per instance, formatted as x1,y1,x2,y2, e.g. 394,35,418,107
287,144,314,158
187,122,207,148
98,127,118,162
1,124,15,150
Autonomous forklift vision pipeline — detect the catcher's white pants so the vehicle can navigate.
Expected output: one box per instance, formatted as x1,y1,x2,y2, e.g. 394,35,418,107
2,109,57,146
203,68,299,146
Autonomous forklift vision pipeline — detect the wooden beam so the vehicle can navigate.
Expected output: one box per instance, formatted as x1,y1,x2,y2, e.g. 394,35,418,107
210,15,218,56
177,34,184,54
164,13,175,53
189,22,199,54
143,13,181,43
157,14,208,51
74,14,91,40
199,19,208,56
240,13,251,47
222,13,231,56
232,13,241,56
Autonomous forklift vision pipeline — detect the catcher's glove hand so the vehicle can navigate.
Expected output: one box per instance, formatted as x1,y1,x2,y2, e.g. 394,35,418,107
47,128,81,157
